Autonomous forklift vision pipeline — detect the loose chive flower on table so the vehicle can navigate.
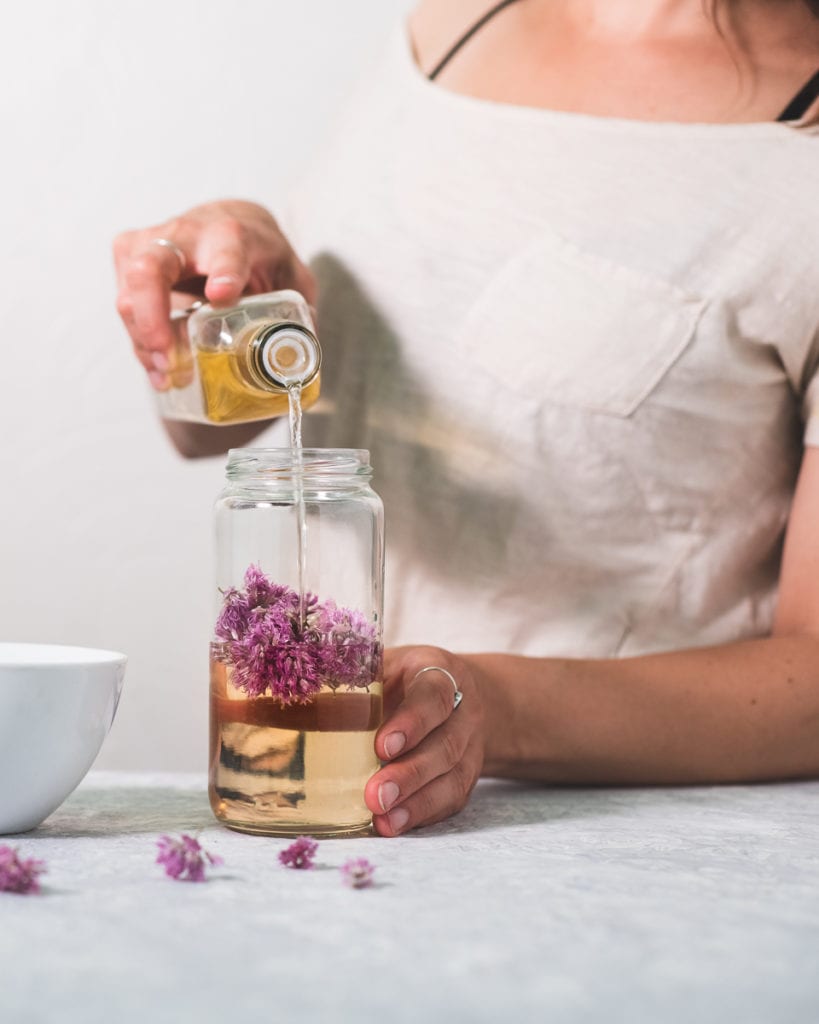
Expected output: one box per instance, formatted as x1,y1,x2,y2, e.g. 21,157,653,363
278,836,318,870
0,845,46,894
156,834,223,882
340,857,376,889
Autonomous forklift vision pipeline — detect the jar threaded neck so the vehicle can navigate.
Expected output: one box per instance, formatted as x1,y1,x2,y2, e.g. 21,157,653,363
225,448,372,484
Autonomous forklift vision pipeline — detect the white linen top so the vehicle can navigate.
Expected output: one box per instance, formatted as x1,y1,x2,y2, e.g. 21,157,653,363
282,25,819,659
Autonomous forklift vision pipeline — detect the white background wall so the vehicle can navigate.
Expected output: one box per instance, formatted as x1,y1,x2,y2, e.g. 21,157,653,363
0,0,412,770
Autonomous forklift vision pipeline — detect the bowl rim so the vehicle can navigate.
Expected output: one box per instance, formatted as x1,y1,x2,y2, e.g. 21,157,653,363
0,642,128,668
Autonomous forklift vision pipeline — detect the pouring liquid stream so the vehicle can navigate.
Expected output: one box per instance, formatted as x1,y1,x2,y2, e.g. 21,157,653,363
288,384,309,626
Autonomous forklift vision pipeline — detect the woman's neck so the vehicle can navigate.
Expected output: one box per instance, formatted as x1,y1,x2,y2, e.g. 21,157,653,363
412,0,819,123
562,0,819,53
562,0,714,40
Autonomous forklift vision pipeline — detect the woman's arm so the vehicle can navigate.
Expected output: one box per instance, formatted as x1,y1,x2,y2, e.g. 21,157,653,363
473,635,819,785
365,448,819,835
160,419,274,460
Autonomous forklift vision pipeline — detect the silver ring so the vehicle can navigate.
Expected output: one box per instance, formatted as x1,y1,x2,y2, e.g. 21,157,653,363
412,665,464,711
150,237,186,275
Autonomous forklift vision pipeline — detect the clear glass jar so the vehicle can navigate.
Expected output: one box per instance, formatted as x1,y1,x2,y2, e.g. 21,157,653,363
156,289,321,425
209,448,385,837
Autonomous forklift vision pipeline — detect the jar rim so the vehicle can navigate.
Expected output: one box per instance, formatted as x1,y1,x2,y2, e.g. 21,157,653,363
226,447,372,479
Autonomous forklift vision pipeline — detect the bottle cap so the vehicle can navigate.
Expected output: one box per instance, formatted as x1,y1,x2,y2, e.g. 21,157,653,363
252,324,321,389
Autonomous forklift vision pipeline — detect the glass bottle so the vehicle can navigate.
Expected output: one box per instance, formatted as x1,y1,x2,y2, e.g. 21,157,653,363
156,289,321,425
209,448,385,837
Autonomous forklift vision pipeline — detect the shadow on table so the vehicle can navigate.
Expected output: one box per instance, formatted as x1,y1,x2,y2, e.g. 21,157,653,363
407,780,696,838
32,785,213,838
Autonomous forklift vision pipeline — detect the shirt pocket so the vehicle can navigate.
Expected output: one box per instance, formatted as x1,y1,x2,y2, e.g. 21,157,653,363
455,229,707,418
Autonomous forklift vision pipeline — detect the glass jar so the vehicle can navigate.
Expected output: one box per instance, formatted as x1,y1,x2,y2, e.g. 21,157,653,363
156,289,321,425
209,448,385,837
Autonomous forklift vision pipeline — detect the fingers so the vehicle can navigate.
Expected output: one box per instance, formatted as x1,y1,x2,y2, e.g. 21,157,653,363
370,738,483,838
364,648,484,836
113,201,314,392
115,239,185,389
198,218,253,307
375,659,459,760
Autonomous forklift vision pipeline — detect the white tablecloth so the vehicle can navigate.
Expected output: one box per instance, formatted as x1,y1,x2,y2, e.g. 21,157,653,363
1,772,818,1024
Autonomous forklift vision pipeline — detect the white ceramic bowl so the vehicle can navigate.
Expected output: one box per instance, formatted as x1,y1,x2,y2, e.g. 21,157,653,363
0,643,126,834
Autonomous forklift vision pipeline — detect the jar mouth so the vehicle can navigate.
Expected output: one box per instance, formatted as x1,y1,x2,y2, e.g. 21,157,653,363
226,447,371,479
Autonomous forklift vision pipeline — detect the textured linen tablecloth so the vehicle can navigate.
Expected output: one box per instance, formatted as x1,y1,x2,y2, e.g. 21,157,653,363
1,772,818,1024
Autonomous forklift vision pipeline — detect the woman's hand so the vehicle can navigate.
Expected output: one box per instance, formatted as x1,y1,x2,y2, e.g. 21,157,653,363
113,199,316,390
364,646,485,836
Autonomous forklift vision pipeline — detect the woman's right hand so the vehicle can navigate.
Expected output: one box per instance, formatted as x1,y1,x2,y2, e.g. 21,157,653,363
113,200,316,391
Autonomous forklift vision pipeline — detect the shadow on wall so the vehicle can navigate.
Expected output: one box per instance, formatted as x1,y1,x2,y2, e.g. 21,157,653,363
302,252,545,589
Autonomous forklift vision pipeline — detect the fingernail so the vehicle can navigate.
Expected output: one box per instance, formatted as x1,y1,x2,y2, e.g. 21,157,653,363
152,351,169,372
378,781,400,813
209,275,240,287
148,370,169,391
384,732,406,759
387,807,409,833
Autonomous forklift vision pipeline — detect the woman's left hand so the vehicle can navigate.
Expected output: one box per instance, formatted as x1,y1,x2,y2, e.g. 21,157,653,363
364,646,485,836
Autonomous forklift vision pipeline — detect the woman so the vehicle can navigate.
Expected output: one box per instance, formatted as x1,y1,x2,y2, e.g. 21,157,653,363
114,0,819,836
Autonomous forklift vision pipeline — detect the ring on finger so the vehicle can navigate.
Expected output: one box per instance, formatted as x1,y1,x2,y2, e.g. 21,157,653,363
412,665,464,711
150,237,186,276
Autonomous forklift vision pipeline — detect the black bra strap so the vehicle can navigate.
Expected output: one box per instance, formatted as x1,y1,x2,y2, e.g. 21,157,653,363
777,69,819,122
428,0,524,81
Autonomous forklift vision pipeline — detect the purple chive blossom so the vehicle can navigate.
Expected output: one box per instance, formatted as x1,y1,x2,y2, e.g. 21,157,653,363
156,834,223,883
215,565,381,703
340,858,376,890
278,836,318,870
0,846,46,895
216,589,251,641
